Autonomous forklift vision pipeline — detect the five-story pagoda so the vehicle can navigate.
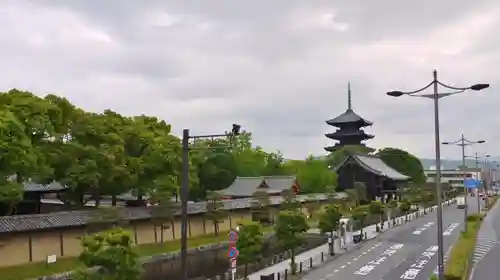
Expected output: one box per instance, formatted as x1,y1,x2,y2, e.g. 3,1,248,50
325,83,374,151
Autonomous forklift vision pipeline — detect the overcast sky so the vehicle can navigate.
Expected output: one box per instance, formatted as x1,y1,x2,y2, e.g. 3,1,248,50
2,0,499,160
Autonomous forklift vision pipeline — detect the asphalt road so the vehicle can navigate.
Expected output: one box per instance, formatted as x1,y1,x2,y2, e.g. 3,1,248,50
470,198,500,280
303,198,478,280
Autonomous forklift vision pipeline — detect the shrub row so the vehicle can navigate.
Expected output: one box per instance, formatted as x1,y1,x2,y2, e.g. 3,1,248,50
443,213,484,280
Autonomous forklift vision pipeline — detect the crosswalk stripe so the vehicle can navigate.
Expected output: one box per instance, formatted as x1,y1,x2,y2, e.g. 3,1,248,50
472,236,499,263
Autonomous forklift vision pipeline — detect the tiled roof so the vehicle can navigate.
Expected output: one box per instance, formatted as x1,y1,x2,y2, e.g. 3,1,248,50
354,155,409,180
218,176,297,197
326,109,373,127
6,175,67,192
0,193,342,234
333,154,410,181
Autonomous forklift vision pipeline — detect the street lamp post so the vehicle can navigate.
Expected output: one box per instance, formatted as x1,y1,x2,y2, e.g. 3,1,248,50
442,135,485,229
482,155,491,210
386,69,489,280
180,124,241,280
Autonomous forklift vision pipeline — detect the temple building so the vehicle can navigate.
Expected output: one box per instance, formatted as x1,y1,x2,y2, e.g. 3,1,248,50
333,154,410,201
325,83,374,152
325,83,409,201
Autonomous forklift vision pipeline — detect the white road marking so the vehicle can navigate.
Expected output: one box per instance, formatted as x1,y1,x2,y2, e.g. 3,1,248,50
333,269,339,273
473,237,498,263
353,258,359,260
325,273,333,277
347,261,351,264
443,222,460,236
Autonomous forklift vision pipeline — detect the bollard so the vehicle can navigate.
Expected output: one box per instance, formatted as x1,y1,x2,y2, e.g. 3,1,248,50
285,269,288,280
321,252,324,262
299,262,303,273
310,257,313,268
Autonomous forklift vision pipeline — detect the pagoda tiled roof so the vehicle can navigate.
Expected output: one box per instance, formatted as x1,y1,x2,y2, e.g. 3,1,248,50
326,109,372,127
325,131,374,140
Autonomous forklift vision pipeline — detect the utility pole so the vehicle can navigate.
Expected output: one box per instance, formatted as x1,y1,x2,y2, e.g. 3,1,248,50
442,136,485,230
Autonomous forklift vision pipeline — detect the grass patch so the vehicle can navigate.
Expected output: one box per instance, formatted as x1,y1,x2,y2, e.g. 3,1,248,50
444,213,484,280
486,195,499,210
0,227,272,280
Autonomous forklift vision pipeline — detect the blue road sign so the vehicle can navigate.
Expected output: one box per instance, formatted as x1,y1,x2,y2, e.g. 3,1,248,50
227,247,239,259
464,178,480,188
228,230,238,242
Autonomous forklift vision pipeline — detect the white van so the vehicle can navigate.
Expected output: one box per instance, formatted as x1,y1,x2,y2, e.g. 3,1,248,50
456,196,466,209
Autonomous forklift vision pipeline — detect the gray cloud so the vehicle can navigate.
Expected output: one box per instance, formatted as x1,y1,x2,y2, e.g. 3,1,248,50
2,0,499,160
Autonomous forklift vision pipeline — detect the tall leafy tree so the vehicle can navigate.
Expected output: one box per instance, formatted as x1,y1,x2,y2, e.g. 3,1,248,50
74,228,141,280
205,191,226,235
318,203,342,255
368,200,385,231
274,210,309,275
377,148,426,184
352,205,368,239
236,220,264,278
285,155,337,194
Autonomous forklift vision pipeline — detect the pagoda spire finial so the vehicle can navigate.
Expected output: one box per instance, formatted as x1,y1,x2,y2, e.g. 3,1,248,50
347,82,352,110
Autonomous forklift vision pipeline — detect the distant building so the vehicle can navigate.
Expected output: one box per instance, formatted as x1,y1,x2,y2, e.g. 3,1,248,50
424,168,482,188
324,83,374,152
218,176,300,199
1,175,67,215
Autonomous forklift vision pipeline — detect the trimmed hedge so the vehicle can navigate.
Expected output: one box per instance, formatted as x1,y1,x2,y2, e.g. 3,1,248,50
443,213,484,280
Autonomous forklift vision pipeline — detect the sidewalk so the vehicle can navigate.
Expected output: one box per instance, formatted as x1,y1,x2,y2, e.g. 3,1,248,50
246,199,454,280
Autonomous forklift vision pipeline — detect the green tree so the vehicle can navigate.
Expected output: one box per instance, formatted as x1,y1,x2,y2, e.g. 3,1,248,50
148,185,175,243
285,155,337,194
377,148,426,184
74,228,141,280
206,191,226,235
262,151,288,176
274,210,309,274
399,200,411,222
318,203,342,255
195,151,236,200
0,110,38,215
236,220,264,278
352,205,368,239
387,200,399,225
369,201,385,231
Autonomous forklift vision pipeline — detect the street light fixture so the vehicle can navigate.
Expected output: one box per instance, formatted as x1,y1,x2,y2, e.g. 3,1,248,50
442,135,486,229
180,124,242,280
385,69,489,280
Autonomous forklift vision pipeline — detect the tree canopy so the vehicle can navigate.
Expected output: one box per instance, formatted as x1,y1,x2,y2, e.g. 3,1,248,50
0,88,348,214
376,147,426,184
0,89,429,215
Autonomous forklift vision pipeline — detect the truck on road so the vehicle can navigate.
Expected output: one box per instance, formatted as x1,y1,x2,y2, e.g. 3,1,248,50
457,196,466,209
